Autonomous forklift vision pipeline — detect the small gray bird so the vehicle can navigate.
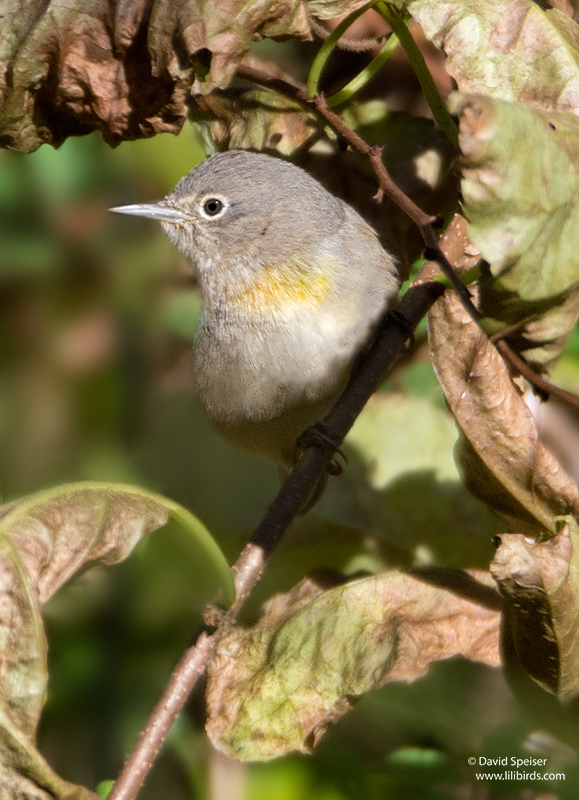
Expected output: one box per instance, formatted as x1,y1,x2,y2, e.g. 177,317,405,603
111,150,399,470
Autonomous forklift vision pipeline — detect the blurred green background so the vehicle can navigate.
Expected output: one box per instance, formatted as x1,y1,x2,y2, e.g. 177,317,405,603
3,114,579,798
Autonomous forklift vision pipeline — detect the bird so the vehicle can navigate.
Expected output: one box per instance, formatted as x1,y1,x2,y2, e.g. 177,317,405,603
111,149,400,475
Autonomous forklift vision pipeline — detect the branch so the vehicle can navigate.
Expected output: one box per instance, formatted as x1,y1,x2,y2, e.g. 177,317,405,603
235,64,477,317
107,267,445,800
495,339,579,411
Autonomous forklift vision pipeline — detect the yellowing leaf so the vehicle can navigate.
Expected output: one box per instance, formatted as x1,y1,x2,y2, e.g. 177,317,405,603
0,481,233,798
407,0,579,115
206,569,500,760
452,95,579,300
450,93,579,369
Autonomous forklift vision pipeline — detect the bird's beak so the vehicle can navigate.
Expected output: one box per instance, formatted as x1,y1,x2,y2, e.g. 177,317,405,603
109,203,190,225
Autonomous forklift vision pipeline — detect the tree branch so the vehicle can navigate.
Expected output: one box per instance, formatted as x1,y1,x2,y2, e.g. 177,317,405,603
235,64,478,317
107,266,445,800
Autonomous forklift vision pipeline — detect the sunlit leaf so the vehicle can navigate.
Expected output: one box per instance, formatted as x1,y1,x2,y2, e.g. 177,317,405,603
206,568,500,760
0,481,233,798
451,93,579,369
452,95,579,300
428,290,579,535
406,0,579,115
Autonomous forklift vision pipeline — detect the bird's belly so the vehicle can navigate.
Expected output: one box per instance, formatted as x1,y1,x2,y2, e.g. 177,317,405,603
192,313,351,463
212,394,337,469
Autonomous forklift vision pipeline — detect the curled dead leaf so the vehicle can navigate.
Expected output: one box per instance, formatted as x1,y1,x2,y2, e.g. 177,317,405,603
428,290,579,536
0,0,368,152
491,518,579,705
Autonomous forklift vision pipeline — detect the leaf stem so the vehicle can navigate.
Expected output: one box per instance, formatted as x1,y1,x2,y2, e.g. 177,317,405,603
327,32,400,107
307,0,377,98
376,2,459,149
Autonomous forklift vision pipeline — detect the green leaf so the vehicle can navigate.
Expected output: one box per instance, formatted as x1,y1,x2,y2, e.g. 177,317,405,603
206,568,500,760
451,93,579,369
452,94,579,302
317,393,500,567
0,481,233,798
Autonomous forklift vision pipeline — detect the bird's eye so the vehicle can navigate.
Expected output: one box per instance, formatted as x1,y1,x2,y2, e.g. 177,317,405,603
203,198,224,216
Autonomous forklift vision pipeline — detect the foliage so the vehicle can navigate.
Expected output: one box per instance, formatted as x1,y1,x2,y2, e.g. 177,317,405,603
3,0,579,799
0,483,232,797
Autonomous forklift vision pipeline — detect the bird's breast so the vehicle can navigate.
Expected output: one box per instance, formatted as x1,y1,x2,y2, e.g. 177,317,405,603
220,255,337,318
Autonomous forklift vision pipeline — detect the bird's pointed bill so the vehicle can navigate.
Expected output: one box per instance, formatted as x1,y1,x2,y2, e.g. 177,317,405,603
109,203,189,224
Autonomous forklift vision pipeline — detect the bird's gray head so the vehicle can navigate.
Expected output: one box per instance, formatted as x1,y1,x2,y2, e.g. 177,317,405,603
110,150,345,274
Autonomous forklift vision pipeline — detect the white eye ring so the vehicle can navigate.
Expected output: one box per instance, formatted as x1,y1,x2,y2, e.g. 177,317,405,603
200,196,227,219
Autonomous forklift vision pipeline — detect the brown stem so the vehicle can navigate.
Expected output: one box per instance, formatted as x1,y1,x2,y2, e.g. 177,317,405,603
235,64,478,317
235,64,433,230
236,64,579,410
496,340,579,411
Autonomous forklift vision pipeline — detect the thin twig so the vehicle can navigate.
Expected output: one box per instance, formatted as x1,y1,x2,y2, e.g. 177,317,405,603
236,64,579,410
496,339,579,410
235,64,478,317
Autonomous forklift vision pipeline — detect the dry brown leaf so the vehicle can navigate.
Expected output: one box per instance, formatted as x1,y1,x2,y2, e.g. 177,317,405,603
428,290,579,536
491,518,579,704
206,568,500,760
0,0,368,152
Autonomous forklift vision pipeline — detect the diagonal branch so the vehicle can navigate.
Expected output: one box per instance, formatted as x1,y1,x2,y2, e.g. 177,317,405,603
235,64,478,317
107,267,445,800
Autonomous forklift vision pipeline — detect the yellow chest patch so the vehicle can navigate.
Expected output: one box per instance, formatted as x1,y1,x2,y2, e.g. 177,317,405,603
232,256,335,314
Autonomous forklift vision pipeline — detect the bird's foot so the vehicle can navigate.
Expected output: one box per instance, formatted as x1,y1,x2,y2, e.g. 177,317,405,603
297,422,347,476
